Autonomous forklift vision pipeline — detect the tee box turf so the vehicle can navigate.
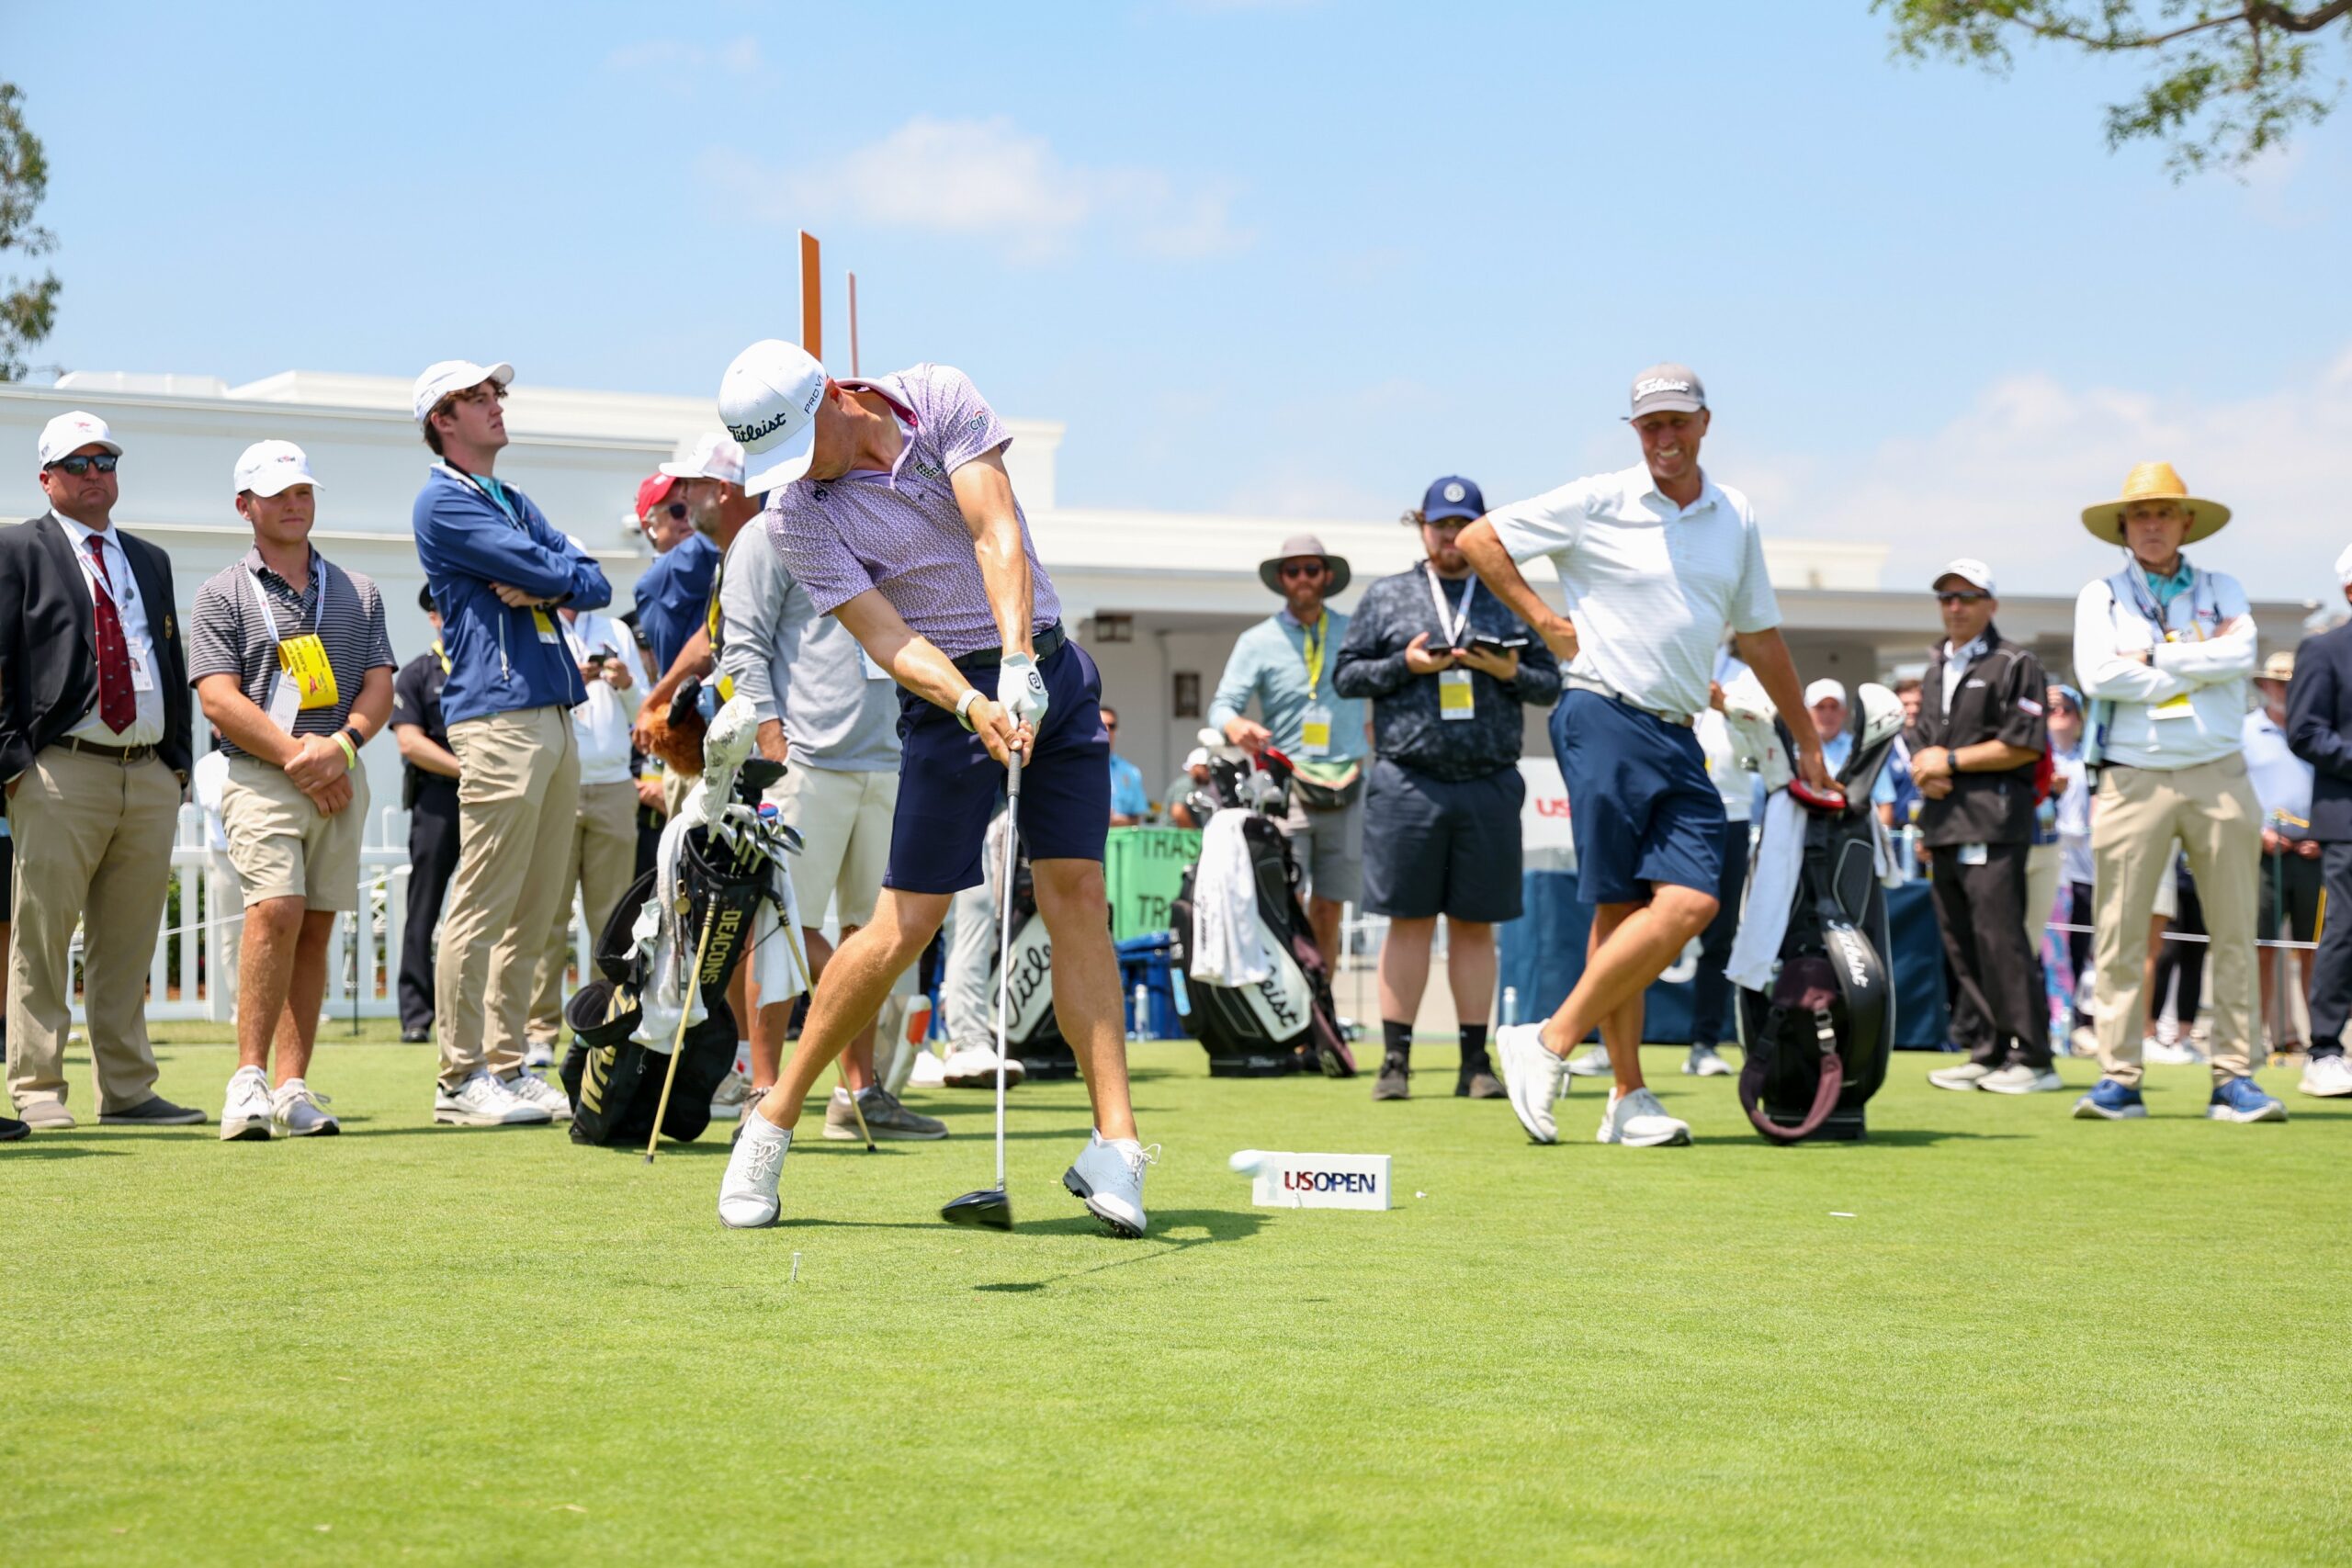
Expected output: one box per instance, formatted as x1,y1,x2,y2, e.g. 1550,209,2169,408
1250,1152,1391,1211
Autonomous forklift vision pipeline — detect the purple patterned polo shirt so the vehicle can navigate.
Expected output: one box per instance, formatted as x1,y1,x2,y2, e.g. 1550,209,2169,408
765,363,1061,659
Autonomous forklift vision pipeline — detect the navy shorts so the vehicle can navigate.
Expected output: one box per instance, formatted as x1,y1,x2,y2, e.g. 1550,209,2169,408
1362,758,1524,922
885,638,1111,895
1550,688,1724,906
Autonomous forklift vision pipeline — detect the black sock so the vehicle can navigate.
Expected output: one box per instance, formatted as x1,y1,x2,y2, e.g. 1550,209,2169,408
1458,1023,1489,1068
1382,1021,1413,1061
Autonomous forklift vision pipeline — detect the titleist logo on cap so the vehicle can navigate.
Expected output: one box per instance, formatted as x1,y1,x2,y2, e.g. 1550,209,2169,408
1634,376,1694,400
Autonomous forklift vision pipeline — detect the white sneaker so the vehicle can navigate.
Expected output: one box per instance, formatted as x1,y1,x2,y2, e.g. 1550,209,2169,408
1062,1130,1155,1237
2299,1053,2352,1098
1928,1062,1993,1092
220,1065,273,1142
1683,1044,1732,1077
271,1078,340,1136
1978,1064,2065,1095
2143,1037,2203,1066
1496,1023,1568,1144
522,1040,556,1070
941,1046,1025,1089
709,1068,752,1118
2068,1026,2099,1058
719,1116,792,1229
434,1070,551,1127
908,1051,948,1089
1565,1044,1613,1077
1597,1085,1691,1147
501,1069,571,1122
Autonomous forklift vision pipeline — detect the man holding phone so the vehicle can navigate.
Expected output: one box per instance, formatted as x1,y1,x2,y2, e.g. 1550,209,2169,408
1333,478,1560,1100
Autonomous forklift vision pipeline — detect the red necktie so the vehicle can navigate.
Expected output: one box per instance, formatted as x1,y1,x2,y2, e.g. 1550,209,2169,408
85,535,138,733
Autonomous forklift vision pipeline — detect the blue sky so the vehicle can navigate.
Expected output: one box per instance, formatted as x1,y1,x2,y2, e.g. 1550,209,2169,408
11,1,2349,599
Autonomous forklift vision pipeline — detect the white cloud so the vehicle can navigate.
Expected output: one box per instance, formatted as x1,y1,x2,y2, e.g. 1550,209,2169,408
1769,344,2352,604
605,35,765,74
707,116,1250,263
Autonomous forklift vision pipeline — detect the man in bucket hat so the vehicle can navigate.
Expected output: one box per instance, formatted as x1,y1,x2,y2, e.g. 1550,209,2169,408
1209,533,1367,968
2070,462,2282,1122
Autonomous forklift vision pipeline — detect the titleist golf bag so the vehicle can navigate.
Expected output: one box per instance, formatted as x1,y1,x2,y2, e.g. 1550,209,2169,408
1733,683,1902,1143
992,850,1080,1081
1169,749,1352,1078
560,756,787,1147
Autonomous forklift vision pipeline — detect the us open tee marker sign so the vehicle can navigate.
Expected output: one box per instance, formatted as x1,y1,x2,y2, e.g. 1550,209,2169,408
1250,1152,1391,1211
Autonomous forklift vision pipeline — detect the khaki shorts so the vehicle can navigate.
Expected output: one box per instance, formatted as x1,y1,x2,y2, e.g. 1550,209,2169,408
765,764,897,928
221,754,370,912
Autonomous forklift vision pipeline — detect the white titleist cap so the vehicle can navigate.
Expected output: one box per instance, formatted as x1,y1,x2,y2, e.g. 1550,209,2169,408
660,430,748,488
39,410,123,466
233,440,320,497
718,339,827,496
1804,678,1847,708
412,358,514,424
1934,558,1996,595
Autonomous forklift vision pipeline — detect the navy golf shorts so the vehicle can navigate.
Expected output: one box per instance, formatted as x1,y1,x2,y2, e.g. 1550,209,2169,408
885,637,1111,896
1550,688,1724,907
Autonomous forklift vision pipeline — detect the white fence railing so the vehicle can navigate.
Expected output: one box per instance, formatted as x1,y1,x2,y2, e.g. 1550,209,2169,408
71,804,598,1025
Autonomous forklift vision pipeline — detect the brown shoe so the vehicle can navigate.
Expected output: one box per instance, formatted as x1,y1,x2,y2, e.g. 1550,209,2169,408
1372,1054,1410,1101
1457,1064,1506,1100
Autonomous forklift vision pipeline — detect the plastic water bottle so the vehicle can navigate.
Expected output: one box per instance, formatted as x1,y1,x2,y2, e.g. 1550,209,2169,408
1502,986,1519,1027
1133,983,1150,1042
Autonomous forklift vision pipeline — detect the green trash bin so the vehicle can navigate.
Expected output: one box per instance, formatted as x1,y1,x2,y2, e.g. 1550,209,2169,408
1103,826,1203,942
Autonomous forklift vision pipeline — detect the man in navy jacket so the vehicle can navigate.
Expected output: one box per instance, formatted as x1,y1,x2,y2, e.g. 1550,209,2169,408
411,359,611,1128
2283,546,2352,1100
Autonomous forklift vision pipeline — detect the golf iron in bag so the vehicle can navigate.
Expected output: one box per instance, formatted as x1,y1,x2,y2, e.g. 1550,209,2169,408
1730,680,1903,1142
1169,743,1352,1078
942,754,1024,1233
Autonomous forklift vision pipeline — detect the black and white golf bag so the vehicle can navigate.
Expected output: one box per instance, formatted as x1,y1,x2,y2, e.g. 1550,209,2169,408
1733,682,1902,1143
990,852,1081,1081
560,750,791,1147
1168,750,1353,1078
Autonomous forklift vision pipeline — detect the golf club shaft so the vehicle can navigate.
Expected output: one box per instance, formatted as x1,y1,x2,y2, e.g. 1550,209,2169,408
993,752,1023,1191
645,898,721,1162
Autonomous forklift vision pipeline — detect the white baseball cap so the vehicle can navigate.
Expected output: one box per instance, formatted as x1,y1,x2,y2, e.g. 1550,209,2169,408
1804,678,1847,708
660,430,747,488
718,339,828,496
1933,558,1996,595
2335,542,2352,586
411,358,514,424
1184,747,1212,770
39,410,123,466
232,439,321,497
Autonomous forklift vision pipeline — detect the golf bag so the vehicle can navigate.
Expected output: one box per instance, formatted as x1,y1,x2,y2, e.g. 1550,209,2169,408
560,759,787,1147
1169,750,1352,1078
1734,683,1901,1142
991,852,1080,1081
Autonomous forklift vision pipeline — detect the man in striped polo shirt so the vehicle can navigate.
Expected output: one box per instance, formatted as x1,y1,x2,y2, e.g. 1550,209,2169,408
189,442,396,1140
1460,364,1832,1149
715,339,1150,1236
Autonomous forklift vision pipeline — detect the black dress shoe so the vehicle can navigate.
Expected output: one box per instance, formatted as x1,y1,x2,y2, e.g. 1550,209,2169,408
97,1096,207,1126
0,1116,28,1143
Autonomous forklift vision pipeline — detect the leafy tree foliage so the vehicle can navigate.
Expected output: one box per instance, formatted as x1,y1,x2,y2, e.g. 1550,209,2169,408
0,83,58,382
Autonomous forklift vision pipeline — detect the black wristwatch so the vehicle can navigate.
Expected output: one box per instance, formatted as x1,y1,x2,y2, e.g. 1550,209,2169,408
343,724,367,752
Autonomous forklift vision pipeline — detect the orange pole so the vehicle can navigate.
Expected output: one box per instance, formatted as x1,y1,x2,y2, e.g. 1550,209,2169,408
798,231,822,361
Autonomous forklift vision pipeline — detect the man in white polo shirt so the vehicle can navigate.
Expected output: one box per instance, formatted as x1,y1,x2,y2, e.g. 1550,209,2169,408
1459,364,1830,1148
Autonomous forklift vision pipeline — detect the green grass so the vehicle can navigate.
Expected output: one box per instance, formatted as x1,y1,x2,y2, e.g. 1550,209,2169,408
6,1039,2348,1565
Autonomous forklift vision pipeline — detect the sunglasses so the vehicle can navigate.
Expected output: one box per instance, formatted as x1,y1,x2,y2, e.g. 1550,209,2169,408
1279,561,1326,581
1936,591,1991,606
48,453,119,477
644,502,687,525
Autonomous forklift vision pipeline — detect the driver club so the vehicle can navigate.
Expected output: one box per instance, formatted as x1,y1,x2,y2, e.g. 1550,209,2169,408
941,750,1023,1232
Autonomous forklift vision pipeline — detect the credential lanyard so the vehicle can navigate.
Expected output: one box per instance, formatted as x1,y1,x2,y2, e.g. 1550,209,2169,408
1423,564,1477,649
1300,615,1327,700
243,555,325,642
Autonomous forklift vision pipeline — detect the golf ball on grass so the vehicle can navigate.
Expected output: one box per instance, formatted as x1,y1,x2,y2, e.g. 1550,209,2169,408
1228,1149,1267,1175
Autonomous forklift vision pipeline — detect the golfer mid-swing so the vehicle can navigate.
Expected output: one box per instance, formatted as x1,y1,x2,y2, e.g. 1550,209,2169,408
714,340,1151,1235
1459,364,1832,1147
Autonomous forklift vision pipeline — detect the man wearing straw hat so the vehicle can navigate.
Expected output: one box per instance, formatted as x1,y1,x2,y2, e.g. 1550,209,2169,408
1210,533,1367,969
2283,550,2352,1098
2070,462,2282,1122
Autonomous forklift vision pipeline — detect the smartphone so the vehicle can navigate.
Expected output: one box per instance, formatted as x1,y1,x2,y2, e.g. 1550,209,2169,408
1455,634,1529,657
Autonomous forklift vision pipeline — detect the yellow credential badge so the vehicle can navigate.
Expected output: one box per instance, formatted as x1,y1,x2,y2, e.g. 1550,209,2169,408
278,634,340,711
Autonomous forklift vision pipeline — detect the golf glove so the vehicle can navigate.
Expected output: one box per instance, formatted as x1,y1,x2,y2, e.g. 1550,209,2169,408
998,651,1048,728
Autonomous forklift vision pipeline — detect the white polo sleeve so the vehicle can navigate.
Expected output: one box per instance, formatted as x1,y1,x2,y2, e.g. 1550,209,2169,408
1727,511,1781,635
1483,478,1591,567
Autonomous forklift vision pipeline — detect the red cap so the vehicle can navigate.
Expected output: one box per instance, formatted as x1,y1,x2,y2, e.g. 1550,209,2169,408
635,472,679,521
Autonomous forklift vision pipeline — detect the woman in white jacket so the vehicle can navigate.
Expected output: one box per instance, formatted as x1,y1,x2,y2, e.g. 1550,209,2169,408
2071,463,2284,1124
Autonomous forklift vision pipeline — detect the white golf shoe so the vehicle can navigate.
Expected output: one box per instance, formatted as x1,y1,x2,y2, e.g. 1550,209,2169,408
1565,1044,1613,1077
1683,1044,1732,1077
1978,1064,2064,1095
271,1078,339,1136
434,1070,550,1127
907,1051,948,1089
719,1116,793,1229
1928,1061,1993,1092
220,1065,273,1142
1062,1130,1155,1238
941,1046,1024,1089
1597,1086,1691,1147
2143,1035,2203,1066
522,1040,556,1070
1497,1023,1568,1144
708,1068,752,1119
501,1069,571,1122
2299,1052,2352,1098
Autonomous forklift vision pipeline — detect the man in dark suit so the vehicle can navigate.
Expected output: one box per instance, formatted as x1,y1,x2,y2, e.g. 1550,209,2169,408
0,411,201,1128
2282,546,2352,1100
390,585,459,1043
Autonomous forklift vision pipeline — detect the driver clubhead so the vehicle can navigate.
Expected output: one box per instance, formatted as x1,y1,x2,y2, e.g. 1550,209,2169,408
940,1186,1013,1232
